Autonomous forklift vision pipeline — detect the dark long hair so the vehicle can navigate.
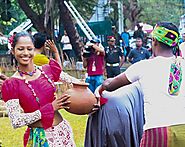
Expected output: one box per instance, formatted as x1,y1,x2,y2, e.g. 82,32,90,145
12,31,34,49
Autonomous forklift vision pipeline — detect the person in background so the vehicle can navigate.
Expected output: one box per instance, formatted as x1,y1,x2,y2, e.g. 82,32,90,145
33,32,61,66
99,22,185,146
33,32,81,86
61,30,75,63
1,31,76,146
121,27,131,61
82,39,105,93
105,36,124,78
133,24,145,41
128,37,151,64
111,26,122,46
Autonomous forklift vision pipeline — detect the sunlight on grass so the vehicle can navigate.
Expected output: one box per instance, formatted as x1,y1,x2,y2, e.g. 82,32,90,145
0,110,88,147
60,110,88,147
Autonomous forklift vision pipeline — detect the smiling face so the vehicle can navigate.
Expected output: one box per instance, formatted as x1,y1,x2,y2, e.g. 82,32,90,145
12,36,34,67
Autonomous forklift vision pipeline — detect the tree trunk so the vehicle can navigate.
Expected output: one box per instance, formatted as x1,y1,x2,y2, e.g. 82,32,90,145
17,0,83,60
17,0,46,32
123,0,142,30
58,0,84,61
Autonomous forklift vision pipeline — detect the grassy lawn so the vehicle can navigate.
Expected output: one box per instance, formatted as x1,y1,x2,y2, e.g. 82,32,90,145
0,110,88,147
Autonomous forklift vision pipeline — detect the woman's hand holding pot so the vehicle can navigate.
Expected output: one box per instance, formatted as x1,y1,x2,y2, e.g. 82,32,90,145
52,94,71,111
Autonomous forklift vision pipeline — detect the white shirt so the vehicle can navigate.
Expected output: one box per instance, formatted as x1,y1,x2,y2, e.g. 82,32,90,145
61,35,72,50
125,56,185,130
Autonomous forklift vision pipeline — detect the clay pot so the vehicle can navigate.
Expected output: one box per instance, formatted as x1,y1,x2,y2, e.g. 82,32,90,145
63,81,97,115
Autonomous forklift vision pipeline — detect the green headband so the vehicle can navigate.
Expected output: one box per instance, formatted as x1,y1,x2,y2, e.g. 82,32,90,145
152,26,179,47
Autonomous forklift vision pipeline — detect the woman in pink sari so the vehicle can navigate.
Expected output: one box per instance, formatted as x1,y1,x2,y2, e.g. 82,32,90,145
2,31,75,147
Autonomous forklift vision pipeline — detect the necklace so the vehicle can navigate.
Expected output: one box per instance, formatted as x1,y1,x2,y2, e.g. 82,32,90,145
18,66,37,77
23,67,56,106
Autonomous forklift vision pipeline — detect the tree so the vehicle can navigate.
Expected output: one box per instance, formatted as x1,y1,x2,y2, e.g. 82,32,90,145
123,0,142,29
17,0,46,32
109,0,142,30
16,0,97,60
57,0,83,60
139,0,184,26
109,0,183,30
0,0,26,34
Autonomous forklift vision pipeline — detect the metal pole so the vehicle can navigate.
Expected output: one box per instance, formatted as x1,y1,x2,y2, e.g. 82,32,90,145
118,0,124,34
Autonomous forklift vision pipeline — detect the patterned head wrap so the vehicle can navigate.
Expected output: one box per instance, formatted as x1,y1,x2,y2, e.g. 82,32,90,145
152,25,179,47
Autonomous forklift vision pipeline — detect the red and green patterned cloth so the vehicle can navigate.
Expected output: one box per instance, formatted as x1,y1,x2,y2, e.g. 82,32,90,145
26,128,49,147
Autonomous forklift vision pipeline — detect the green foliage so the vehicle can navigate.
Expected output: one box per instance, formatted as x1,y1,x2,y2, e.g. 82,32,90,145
0,0,27,34
139,0,184,26
27,0,45,15
108,0,183,29
71,0,98,20
0,0,183,34
0,110,88,147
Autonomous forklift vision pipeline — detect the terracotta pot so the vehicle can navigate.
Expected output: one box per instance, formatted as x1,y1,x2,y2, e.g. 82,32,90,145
63,81,97,115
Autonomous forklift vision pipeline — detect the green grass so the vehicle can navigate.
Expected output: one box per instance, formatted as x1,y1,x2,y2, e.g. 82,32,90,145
0,110,88,147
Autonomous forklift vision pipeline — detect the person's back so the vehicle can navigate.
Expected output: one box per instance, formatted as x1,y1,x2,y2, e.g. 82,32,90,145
126,56,185,130
33,32,49,66
33,54,49,66
101,22,185,146
33,32,61,66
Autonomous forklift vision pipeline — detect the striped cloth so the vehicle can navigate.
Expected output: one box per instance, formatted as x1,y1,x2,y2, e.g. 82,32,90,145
140,124,185,147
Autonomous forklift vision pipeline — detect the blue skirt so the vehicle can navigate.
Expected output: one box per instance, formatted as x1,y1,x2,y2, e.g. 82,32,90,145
85,82,145,147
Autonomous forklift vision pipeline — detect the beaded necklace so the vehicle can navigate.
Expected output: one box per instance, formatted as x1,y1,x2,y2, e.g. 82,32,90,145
18,66,37,77
20,66,56,106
